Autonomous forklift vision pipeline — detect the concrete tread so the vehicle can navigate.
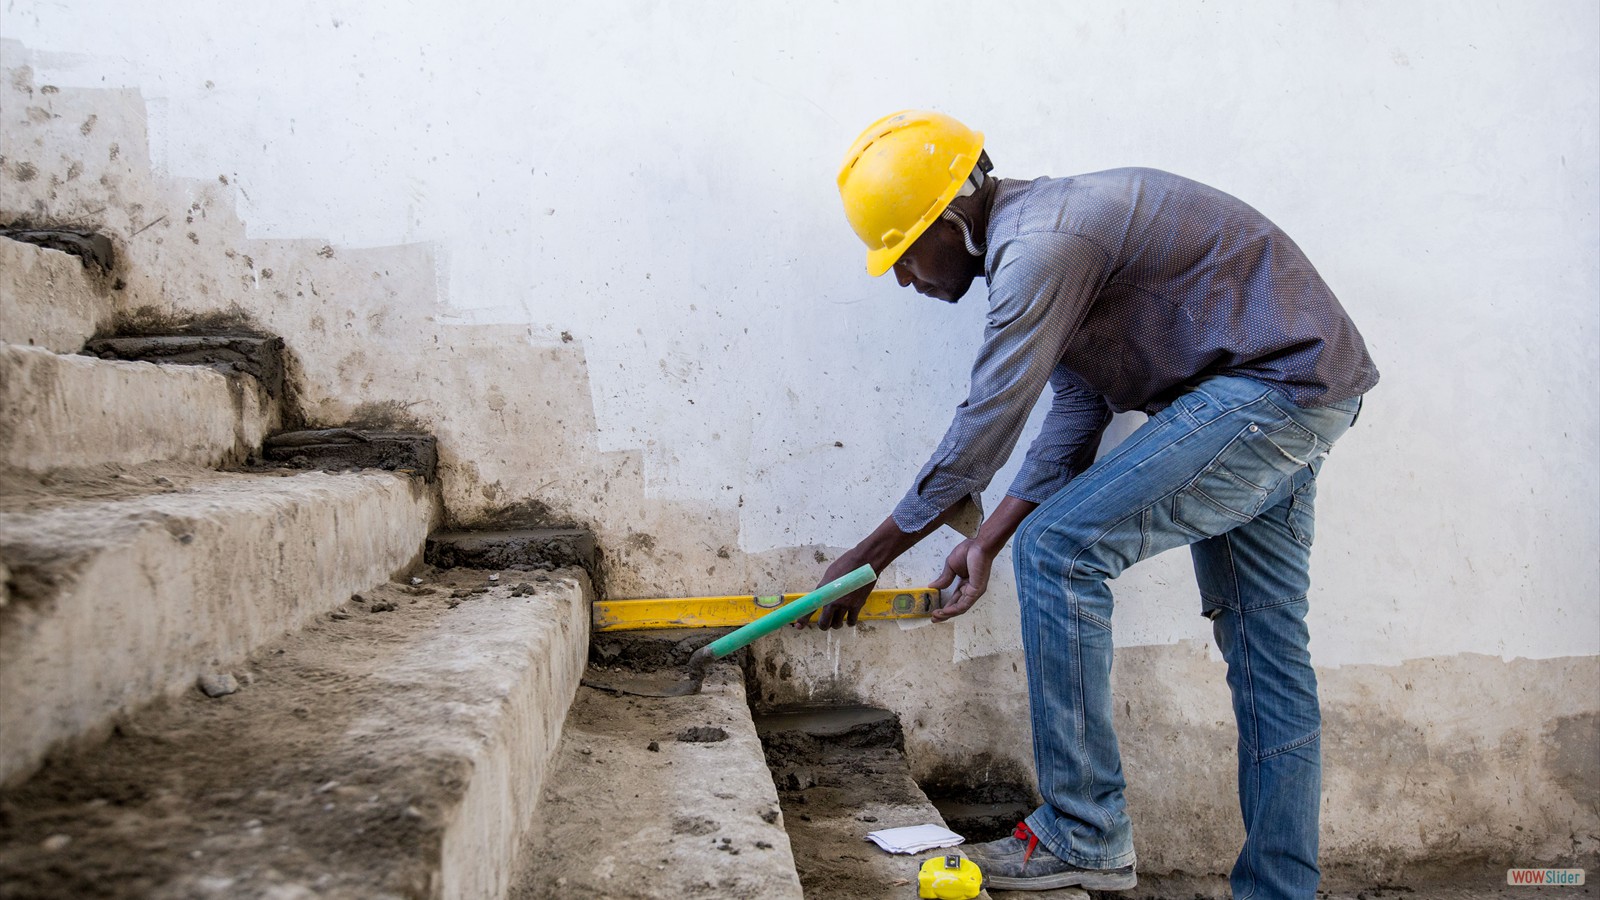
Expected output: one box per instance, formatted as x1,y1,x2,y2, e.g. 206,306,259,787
513,670,804,900
0,464,437,784
0,569,589,900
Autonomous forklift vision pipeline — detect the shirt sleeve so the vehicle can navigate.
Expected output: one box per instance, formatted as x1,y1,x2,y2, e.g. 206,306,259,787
891,232,1110,532
1006,364,1113,503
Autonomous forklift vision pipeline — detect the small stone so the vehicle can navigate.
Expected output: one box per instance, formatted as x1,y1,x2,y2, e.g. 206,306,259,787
329,610,350,620
488,573,500,582
369,599,397,613
292,706,309,718
760,808,779,824
41,834,71,851
646,741,660,752
580,748,593,756
859,814,878,823
471,587,490,595
756,840,773,850
315,780,339,794
410,577,423,586
450,589,471,599
535,574,550,582
404,806,423,819
243,819,262,830
153,475,173,486
197,673,239,697
351,593,367,604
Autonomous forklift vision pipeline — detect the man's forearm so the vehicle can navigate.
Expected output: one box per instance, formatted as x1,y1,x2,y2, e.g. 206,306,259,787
976,494,1039,554
855,493,1037,572
852,502,965,571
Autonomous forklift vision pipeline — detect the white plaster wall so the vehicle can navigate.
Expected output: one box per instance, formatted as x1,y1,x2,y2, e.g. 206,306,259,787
2,0,1595,675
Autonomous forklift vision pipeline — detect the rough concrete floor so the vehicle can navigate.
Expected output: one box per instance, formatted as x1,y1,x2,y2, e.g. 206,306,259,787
0,569,581,899
512,668,802,899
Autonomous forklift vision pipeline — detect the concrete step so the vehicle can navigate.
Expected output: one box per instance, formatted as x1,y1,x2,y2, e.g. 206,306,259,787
0,568,590,899
512,630,804,899
0,464,438,785
0,234,115,354
0,342,281,473
756,705,1008,900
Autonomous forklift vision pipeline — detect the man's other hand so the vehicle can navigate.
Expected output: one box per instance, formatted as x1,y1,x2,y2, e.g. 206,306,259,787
929,537,995,622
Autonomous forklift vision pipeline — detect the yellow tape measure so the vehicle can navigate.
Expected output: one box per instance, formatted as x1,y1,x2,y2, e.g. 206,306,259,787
919,853,983,899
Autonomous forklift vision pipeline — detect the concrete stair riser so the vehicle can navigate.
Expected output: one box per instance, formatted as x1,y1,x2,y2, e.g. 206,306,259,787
0,470,437,785
0,238,113,354
0,343,279,473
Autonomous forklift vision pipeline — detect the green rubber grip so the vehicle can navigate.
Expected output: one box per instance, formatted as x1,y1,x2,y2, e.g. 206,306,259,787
701,564,876,660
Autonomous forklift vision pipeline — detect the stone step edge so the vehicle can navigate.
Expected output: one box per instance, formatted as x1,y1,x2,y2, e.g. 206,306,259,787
0,468,438,785
0,570,592,900
0,342,281,474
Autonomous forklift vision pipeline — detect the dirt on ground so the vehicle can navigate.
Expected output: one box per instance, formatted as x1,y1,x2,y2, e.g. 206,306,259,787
0,568,562,900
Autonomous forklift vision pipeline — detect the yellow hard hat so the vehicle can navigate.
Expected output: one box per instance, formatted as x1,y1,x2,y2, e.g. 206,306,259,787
837,110,985,277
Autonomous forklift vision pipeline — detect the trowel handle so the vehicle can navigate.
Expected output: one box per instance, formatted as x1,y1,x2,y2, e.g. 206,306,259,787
696,564,877,663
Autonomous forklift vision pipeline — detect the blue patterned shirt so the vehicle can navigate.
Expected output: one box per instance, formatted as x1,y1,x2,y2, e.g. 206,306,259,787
893,168,1380,532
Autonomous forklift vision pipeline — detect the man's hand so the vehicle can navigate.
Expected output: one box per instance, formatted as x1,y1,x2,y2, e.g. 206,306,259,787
929,537,996,622
801,549,880,630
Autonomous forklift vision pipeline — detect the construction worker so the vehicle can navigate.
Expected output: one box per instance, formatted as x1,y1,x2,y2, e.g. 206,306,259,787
806,111,1379,898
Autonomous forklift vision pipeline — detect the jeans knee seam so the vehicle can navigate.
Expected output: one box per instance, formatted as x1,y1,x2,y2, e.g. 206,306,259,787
1253,727,1321,761
1239,592,1309,614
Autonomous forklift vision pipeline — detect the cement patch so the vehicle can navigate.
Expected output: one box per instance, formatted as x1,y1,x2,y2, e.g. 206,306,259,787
426,527,600,585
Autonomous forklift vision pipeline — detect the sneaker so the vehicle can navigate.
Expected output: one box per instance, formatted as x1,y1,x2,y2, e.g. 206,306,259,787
964,821,1137,891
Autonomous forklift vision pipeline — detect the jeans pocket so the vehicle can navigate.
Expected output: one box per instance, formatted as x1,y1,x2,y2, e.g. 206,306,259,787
1173,422,1315,536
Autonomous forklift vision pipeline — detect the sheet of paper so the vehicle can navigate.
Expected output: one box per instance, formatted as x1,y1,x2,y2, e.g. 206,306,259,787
863,823,965,855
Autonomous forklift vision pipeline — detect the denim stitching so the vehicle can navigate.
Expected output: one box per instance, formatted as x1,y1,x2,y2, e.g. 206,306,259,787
1258,727,1322,761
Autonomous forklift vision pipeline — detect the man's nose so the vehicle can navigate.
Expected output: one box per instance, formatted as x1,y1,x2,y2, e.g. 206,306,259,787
893,260,913,288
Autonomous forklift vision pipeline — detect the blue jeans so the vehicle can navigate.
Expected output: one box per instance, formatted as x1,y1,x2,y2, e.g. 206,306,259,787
1013,375,1361,900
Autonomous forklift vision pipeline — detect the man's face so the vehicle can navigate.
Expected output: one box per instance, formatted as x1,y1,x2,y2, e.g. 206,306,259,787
891,219,980,303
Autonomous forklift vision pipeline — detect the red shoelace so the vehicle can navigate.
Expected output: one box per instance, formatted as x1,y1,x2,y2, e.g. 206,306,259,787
1013,820,1040,869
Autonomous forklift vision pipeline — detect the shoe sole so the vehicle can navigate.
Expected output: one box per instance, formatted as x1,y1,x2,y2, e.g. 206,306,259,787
985,870,1137,891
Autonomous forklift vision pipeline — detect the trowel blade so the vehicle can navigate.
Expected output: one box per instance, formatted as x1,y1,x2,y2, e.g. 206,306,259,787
580,667,703,698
